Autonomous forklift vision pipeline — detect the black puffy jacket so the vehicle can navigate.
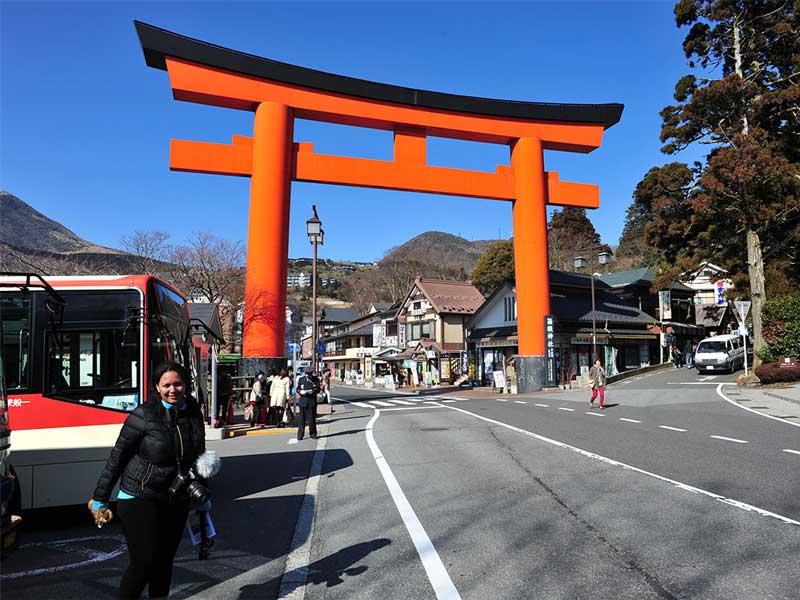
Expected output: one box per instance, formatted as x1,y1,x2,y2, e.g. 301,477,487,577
93,396,206,503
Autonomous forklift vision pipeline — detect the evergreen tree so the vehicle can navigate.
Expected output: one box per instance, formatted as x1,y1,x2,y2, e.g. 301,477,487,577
470,240,514,295
547,207,610,271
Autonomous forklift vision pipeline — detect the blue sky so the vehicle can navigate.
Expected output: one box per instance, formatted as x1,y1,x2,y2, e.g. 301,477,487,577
1,1,703,262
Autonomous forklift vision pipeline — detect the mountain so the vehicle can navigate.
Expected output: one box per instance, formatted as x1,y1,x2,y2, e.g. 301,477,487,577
381,231,499,274
0,191,122,254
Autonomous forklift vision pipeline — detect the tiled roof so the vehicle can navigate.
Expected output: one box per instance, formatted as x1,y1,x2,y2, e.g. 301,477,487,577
598,268,695,292
320,307,359,323
550,291,657,325
415,278,485,314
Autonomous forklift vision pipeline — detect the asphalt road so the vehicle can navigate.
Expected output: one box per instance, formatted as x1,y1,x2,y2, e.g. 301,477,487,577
4,368,799,599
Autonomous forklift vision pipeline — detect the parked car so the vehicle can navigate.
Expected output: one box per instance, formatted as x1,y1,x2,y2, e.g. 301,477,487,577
694,334,746,373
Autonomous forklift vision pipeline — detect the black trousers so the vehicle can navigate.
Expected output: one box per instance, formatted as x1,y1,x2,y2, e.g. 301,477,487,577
251,401,265,426
117,496,189,599
297,402,317,439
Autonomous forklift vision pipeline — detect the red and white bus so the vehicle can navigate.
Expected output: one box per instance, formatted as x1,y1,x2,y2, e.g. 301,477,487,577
1,274,195,509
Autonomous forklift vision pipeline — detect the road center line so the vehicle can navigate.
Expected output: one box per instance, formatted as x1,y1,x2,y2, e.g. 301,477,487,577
619,418,641,423
658,425,687,432
557,407,575,412
783,449,800,455
496,399,508,402
437,403,800,527
514,401,527,404
535,403,549,407
278,432,328,599
585,412,605,417
710,435,748,444
365,410,462,599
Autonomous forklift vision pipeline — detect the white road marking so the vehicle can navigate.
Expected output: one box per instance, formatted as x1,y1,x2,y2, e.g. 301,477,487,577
496,399,509,402
666,382,724,385
441,400,457,404
699,375,717,381
658,425,687,432
424,401,440,405
440,404,800,527
381,406,441,412
782,449,800,456
287,438,299,445
585,412,605,417
710,435,748,444
619,418,641,423
351,402,372,408
514,401,527,404
390,399,415,405
279,431,328,599
365,410,462,599
557,407,575,412
369,400,395,407
535,403,549,407
0,535,126,580
716,384,800,428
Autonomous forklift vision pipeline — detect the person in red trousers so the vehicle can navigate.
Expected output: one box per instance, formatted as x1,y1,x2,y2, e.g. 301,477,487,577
589,358,606,409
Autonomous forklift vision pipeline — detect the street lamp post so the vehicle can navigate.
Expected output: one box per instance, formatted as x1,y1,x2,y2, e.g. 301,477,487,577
573,249,612,360
306,205,324,374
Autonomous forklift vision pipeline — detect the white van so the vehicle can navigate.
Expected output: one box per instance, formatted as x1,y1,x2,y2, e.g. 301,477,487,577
694,334,746,373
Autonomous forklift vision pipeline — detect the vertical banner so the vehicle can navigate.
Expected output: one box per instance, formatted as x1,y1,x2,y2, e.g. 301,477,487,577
659,290,672,320
715,281,726,305
544,315,556,387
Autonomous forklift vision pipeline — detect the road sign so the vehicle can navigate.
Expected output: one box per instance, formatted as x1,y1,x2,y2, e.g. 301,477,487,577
316,340,326,355
735,300,751,322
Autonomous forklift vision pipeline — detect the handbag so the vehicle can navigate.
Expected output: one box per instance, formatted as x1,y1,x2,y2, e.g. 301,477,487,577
243,404,254,421
283,405,295,426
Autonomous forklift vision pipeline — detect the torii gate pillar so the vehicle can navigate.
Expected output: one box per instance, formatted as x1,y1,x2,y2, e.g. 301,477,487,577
512,137,551,390
135,21,623,390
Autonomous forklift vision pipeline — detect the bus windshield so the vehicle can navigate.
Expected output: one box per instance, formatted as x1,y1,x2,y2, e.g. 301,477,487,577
148,282,192,374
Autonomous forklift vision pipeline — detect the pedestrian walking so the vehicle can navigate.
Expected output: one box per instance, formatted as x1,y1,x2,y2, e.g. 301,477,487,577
249,371,268,427
89,361,215,599
269,368,291,426
296,369,320,440
215,371,233,427
321,368,332,404
684,340,694,369
588,358,606,409
672,345,683,368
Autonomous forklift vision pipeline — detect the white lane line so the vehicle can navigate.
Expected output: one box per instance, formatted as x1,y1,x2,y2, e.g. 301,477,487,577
710,435,748,444
585,412,605,417
390,399,415,405
439,404,800,527
535,403,549,407
365,410,462,599
619,418,641,423
424,401,440,405
381,406,441,412
287,438,299,445
351,402,372,408
557,407,575,412
496,399,509,402
369,400,395,407
514,401,527,404
666,382,723,385
699,375,718,381
441,400,457,404
658,425,687,432
783,449,800,456
278,432,328,599
716,383,800,428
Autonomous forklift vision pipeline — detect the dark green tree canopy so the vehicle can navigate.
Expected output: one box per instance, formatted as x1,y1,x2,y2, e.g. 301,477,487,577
547,207,609,271
470,240,514,296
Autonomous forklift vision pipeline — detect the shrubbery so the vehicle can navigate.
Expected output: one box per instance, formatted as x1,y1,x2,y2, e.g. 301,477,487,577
758,295,800,363
754,362,800,384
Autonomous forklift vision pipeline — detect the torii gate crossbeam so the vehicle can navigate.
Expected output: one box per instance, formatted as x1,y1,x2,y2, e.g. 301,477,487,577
135,21,623,391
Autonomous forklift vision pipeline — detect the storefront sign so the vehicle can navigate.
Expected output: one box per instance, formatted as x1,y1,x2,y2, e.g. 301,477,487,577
570,336,610,345
715,281,726,305
476,339,517,348
460,351,469,374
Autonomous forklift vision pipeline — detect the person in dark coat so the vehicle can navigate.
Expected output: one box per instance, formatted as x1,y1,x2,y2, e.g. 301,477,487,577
296,369,320,440
90,362,207,599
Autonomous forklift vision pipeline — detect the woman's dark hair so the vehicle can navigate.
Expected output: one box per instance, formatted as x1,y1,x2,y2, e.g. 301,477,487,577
279,368,288,378
152,361,190,388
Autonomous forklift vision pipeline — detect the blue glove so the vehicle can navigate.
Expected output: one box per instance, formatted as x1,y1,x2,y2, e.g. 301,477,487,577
91,500,108,511
196,499,212,512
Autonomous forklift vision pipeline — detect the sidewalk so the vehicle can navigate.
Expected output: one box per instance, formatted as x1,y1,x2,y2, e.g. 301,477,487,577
724,383,800,424
216,403,335,438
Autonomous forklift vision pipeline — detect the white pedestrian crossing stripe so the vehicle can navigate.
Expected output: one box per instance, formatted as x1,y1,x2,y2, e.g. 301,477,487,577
389,399,415,405
369,400,395,407
351,402,372,408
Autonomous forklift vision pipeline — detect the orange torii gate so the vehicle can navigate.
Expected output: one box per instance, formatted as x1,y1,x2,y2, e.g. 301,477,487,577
135,21,622,390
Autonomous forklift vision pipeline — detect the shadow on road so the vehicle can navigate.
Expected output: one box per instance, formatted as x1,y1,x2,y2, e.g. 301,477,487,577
238,538,392,598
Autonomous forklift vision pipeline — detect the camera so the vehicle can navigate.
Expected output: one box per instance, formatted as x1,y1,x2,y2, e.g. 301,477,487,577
169,470,211,505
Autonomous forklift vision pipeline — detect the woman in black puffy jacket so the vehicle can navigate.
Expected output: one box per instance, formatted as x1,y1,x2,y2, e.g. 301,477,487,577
90,361,207,599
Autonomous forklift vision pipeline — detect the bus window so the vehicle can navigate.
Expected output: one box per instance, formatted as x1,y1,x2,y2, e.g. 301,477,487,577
0,294,31,391
45,330,139,412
